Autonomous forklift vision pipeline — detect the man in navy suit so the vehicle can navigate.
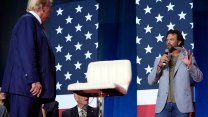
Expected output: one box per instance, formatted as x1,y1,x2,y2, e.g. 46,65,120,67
62,93,98,117
1,0,55,117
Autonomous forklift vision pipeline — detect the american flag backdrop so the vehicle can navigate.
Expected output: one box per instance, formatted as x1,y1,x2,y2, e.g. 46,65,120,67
47,0,195,116
136,0,194,116
47,0,98,111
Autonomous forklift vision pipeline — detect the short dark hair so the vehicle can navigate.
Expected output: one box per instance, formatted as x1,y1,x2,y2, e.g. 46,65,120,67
166,29,184,47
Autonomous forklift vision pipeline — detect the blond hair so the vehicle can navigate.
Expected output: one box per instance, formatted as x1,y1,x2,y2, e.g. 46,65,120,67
26,0,52,12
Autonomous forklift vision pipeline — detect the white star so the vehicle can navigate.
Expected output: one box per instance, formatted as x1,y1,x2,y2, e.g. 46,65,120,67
64,71,72,80
144,45,153,54
144,24,153,33
65,52,72,61
144,65,152,74
65,16,73,24
85,51,92,59
178,11,186,20
166,22,175,30
55,63,62,71
166,2,175,11
156,0,162,2
190,43,194,49
189,2,193,9
65,34,73,42
136,0,140,5
95,4,99,10
136,36,142,44
190,22,194,29
75,23,82,32
155,33,164,42
95,23,99,29
155,14,163,22
137,76,142,85
75,5,83,13
144,5,152,14
85,13,93,21
56,8,63,16
136,17,141,25
95,42,98,48
156,54,162,59
85,31,92,40
56,82,62,90
181,31,187,40
55,44,63,53
74,42,82,50
56,26,63,34
84,72,87,79
95,23,99,30
74,61,82,70
137,56,142,64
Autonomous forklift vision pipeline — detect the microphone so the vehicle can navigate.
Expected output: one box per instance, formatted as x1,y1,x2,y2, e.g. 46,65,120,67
162,46,175,66
164,48,169,54
162,49,169,66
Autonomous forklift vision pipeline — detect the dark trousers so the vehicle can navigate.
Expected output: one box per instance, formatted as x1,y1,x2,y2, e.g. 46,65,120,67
10,94,42,117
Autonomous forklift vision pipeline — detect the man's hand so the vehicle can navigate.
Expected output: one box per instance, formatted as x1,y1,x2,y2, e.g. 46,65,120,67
159,53,169,67
181,49,192,69
30,82,42,97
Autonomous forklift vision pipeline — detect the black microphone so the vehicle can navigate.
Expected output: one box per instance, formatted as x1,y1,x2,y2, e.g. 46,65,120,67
162,49,169,66
164,48,169,54
162,46,175,66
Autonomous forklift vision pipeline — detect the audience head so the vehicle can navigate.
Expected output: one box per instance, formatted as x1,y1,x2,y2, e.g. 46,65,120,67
0,87,6,104
74,93,89,109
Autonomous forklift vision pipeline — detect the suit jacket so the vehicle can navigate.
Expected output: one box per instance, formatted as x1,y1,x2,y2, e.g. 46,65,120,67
62,106,98,117
148,51,203,113
43,101,59,117
0,105,8,117
2,13,56,101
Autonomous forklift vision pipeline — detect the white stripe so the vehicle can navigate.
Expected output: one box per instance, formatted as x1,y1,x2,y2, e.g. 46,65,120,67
137,89,158,105
56,94,97,109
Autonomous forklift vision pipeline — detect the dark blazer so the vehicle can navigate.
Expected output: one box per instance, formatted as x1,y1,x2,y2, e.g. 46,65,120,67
62,106,98,117
43,101,59,117
0,105,8,117
1,13,56,101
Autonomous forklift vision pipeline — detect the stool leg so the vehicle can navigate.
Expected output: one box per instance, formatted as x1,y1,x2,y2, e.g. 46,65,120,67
98,97,104,117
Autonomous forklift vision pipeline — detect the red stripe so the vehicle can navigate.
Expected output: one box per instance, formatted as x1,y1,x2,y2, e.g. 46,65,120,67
59,109,66,117
137,104,155,117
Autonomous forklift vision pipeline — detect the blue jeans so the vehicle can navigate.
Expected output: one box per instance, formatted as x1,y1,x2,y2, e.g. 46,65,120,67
156,102,189,117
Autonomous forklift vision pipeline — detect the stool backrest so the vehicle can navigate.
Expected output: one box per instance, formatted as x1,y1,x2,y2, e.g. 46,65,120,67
87,60,132,92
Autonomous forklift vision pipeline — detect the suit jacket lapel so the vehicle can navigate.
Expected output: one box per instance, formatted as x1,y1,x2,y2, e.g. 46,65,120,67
87,106,95,117
72,106,79,117
174,52,183,76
